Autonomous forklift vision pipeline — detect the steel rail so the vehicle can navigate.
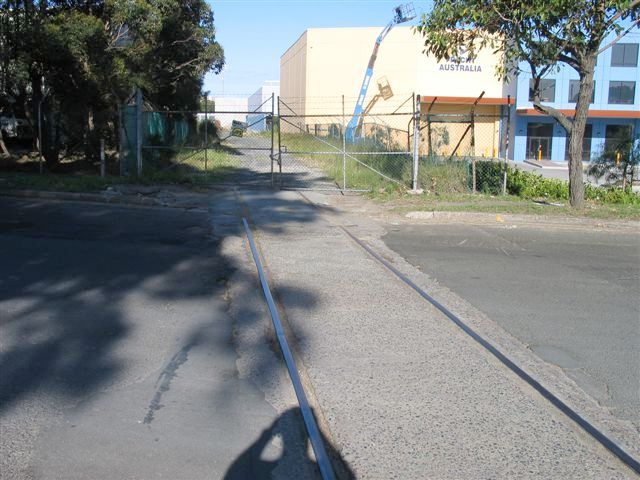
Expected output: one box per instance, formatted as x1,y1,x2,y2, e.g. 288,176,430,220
338,225,640,476
242,218,336,480
279,111,413,118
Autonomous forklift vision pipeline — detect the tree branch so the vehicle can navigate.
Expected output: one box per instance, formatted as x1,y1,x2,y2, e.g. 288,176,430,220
598,19,640,54
532,99,573,134
172,57,200,71
170,34,197,46
604,0,640,30
529,61,573,134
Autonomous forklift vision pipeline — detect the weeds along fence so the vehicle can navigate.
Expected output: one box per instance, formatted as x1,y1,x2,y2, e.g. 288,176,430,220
416,96,512,195
277,94,511,193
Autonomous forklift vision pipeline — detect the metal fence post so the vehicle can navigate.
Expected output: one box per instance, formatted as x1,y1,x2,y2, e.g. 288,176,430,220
204,94,208,171
277,96,282,189
502,166,508,196
270,93,275,188
472,158,477,194
505,95,511,160
135,88,142,177
412,94,421,191
342,95,346,191
37,100,43,175
100,139,105,177
118,104,124,176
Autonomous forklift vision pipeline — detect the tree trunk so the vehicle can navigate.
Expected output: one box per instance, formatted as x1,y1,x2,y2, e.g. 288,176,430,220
567,56,596,208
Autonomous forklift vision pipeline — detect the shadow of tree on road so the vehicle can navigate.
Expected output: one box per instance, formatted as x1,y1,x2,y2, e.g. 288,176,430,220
0,191,353,478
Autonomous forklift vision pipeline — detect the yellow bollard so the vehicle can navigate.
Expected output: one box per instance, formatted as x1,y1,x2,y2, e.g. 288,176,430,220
616,152,621,166
538,145,542,161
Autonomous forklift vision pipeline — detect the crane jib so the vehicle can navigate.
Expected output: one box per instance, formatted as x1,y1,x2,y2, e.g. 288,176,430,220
346,3,416,141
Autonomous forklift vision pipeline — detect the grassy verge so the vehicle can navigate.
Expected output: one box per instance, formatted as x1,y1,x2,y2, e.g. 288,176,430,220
0,148,239,192
0,172,125,192
376,192,640,220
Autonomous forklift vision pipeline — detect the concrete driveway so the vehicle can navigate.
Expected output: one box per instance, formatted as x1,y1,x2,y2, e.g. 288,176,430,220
383,222,640,430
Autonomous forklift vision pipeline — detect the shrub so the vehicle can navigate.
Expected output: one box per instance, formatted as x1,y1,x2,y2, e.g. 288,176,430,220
584,184,640,205
506,168,569,200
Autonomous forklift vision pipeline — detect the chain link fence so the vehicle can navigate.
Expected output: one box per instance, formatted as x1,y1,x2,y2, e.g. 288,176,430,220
117,91,512,193
416,101,511,195
1,106,120,175
121,92,277,185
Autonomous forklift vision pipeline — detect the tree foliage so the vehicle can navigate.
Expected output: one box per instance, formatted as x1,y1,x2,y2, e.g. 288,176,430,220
0,0,224,167
416,0,639,208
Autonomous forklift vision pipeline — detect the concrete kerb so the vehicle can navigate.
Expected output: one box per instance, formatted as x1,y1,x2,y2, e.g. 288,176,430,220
402,209,640,232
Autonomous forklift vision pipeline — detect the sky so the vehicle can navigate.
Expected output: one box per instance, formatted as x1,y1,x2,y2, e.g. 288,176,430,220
203,0,433,97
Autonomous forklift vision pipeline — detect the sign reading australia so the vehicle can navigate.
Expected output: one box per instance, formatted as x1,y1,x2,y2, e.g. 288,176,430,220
439,46,483,73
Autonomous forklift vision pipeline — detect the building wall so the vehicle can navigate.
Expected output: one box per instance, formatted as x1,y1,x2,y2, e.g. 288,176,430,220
280,26,511,156
513,30,640,162
210,97,249,127
247,81,280,131
281,27,511,114
280,32,308,116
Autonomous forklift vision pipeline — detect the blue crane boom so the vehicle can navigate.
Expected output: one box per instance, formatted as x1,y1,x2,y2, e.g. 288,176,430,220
345,4,415,142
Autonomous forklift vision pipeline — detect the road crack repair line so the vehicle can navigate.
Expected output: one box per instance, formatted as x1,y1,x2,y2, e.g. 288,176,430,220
142,342,196,424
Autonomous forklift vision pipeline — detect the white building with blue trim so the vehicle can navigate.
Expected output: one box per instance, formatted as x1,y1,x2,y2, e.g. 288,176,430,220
512,30,639,163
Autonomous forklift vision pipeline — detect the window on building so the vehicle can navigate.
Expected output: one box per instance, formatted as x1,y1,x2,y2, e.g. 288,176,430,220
604,124,633,153
608,81,636,104
529,79,556,102
565,124,593,161
611,43,639,67
568,80,595,103
526,123,553,160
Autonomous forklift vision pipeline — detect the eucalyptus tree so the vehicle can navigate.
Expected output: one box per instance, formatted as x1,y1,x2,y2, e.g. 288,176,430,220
0,0,224,166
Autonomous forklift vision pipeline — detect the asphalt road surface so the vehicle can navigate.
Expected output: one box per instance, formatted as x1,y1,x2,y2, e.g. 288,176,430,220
0,197,317,479
384,222,640,430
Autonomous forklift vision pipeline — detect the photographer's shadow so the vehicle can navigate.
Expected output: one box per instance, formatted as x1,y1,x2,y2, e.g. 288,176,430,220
224,407,355,480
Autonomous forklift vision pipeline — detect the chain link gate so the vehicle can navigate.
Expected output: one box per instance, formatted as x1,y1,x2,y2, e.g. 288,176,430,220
275,95,416,191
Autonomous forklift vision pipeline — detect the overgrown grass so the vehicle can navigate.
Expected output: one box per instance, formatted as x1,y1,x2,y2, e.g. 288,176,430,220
280,132,410,191
377,191,640,220
138,146,240,184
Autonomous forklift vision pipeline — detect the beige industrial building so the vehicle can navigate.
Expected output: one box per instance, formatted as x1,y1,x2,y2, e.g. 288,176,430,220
280,26,515,156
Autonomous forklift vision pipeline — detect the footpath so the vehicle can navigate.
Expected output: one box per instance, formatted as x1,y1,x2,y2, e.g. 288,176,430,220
224,188,639,479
